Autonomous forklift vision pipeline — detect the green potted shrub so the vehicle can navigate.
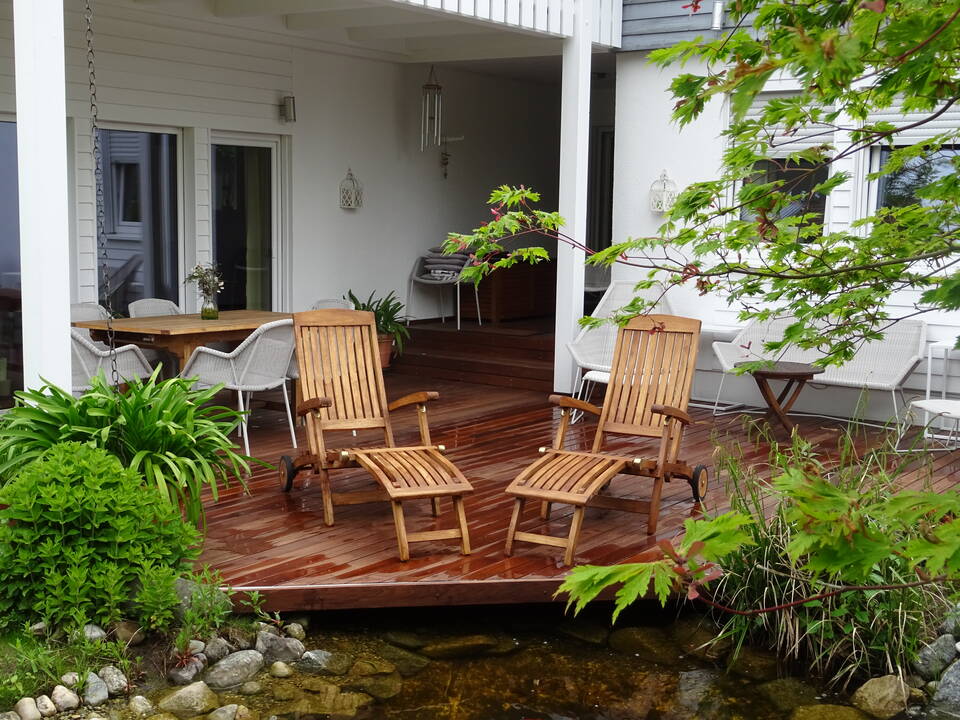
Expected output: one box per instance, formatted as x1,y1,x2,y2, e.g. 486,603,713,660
345,290,410,368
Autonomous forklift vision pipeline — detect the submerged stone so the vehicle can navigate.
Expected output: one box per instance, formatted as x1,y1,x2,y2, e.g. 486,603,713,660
758,677,820,712
558,619,609,646
728,646,780,681
608,627,682,665
914,635,957,680
204,650,265,689
419,634,501,659
343,671,403,700
297,649,354,676
791,705,868,720
376,644,430,677
382,631,426,649
669,617,730,662
157,681,219,720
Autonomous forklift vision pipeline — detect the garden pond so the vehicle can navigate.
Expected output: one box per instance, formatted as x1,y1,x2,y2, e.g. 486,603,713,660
139,604,866,720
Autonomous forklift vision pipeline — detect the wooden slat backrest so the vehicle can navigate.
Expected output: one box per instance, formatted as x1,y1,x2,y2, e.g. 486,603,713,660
593,315,701,453
293,309,395,447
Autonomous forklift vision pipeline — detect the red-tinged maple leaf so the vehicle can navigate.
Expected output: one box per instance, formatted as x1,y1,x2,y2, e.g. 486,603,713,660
682,0,704,12
740,341,753,350
860,0,886,11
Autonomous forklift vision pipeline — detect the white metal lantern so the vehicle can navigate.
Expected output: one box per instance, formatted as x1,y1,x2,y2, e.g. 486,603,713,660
420,66,442,151
649,170,678,213
339,168,363,209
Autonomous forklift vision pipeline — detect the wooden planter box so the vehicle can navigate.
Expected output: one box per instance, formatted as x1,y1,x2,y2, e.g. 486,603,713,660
459,260,556,323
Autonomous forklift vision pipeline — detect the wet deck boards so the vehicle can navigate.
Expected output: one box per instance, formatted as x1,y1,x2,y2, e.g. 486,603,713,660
199,375,960,611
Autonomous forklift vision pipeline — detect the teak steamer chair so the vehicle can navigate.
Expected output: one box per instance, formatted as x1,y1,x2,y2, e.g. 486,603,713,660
278,309,473,561
504,314,708,566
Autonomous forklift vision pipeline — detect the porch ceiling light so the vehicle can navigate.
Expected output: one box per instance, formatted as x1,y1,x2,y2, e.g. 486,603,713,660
421,66,442,151
339,168,363,210
649,170,678,213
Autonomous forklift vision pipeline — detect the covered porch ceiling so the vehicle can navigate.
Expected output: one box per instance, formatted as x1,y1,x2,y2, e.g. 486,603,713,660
131,0,619,63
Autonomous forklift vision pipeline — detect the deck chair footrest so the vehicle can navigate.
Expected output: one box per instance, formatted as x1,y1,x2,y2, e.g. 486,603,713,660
514,531,570,549
407,528,464,543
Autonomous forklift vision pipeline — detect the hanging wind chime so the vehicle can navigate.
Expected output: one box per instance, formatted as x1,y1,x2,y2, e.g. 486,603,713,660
420,66,442,152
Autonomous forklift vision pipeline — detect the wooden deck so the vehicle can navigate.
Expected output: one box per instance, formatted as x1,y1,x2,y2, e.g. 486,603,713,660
200,374,960,612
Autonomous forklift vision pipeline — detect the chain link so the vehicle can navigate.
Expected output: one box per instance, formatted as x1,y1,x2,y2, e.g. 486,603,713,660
84,0,119,387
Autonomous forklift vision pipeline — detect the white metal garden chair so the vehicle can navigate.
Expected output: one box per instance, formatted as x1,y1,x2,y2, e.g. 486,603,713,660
70,329,154,395
406,251,481,330
128,298,182,317
181,319,297,456
567,281,672,419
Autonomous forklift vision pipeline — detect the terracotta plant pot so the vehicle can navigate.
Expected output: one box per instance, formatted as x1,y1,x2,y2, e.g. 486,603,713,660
377,334,394,368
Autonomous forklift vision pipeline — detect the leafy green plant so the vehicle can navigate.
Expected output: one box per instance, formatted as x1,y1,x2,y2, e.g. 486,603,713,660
135,563,181,633
239,590,282,630
0,443,200,629
181,567,234,640
0,632,135,708
345,290,411,354
0,370,253,524
558,428,955,687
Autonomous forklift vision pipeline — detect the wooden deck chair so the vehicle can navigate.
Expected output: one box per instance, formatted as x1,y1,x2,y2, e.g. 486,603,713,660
278,309,472,561
504,315,709,566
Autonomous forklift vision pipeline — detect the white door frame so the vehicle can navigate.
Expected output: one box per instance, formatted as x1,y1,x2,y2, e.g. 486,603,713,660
210,131,286,312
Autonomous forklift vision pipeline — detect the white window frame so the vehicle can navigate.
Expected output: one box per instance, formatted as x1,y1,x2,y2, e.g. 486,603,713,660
95,121,186,308
209,131,287,312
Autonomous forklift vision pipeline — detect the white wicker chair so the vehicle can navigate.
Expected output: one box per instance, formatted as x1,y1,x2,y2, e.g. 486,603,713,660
712,317,927,419
567,281,672,414
129,298,182,317
71,329,154,395
181,319,297,455
71,302,110,348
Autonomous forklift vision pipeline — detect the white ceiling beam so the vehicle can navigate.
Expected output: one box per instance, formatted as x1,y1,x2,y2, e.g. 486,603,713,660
404,35,561,62
213,0,368,18
348,20,491,41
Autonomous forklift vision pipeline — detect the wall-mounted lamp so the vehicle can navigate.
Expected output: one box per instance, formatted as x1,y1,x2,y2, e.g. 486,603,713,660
649,170,678,213
279,96,297,123
339,168,363,209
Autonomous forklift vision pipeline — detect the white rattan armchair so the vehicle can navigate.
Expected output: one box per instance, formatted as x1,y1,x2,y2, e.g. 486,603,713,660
129,298,182,317
71,329,154,394
181,319,297,455
71,302,110,348
567,282,672,415
712,317,926,419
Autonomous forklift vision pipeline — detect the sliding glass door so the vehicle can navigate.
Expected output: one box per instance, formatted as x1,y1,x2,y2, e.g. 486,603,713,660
212,140,276,311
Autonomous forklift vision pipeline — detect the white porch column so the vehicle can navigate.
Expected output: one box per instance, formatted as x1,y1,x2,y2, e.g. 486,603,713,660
553,0,592,393
13,0,72,391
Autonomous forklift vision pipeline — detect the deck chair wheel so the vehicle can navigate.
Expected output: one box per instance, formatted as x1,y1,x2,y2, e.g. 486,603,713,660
279,455,296,493
689,464,708,502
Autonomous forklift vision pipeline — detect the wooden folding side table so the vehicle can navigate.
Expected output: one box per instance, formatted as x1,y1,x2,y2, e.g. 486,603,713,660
736,360,824,432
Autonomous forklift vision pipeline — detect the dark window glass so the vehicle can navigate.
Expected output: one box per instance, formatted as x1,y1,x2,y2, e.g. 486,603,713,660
212,144,273,311
98,129,179,316
742,159,829,224
0,121,22,407
877,146,960,208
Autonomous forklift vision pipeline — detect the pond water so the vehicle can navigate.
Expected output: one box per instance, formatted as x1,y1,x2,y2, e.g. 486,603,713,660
197,603,857,720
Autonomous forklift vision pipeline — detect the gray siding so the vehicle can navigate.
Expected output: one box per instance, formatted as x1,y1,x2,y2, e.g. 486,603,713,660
620,0,722,52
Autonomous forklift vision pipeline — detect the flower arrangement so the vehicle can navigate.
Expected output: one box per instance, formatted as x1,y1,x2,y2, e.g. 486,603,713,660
185,264,224,320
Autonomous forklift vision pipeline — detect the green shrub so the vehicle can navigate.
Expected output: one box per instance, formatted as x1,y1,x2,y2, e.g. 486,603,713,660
0,371,252,524
708,429,950,688
0,443,200,629
135,563,181,633
181,567,234,640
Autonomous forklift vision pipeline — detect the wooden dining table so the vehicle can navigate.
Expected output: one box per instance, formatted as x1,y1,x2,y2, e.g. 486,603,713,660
73,309,293,370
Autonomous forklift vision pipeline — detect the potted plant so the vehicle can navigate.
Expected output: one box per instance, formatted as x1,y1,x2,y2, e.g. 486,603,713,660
345,290,410,368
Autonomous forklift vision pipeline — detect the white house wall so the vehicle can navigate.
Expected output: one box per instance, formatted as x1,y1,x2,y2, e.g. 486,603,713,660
0,0,559,319
612,51,960,422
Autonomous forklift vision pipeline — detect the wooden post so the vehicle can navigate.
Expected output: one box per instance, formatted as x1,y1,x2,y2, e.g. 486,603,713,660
554,0,591,393
13,0,72,392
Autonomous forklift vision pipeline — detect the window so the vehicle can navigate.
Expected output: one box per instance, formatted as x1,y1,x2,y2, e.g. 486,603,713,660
0,121,22,407
98,129,179,316
741,159,829,224
877,146,960,208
